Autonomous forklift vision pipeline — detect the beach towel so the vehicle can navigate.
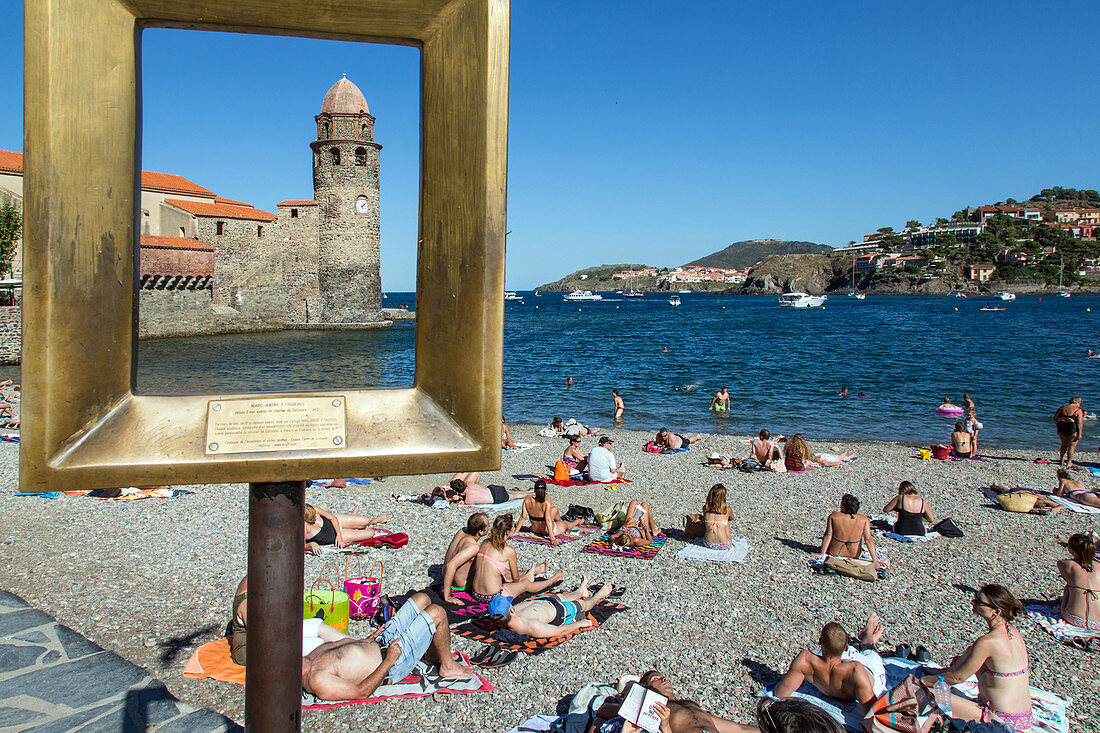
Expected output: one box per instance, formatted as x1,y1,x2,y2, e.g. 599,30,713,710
451,599,628,654
504,443,537,453
17,487,190,500
661,446,689,454
870,515,940,543
1026,602,1100,652
810,548,890,569
540,476,632,487
311,478,374,487
312,530,410,554
506,714,559,733
1,433,18,443
1090,467,1100,478
951,679,1069,733
582,532,667,559
183,638,247,685
14,491,61,499
392,584,556,625
512,525,597,547
301,652,493,710
467,497,526,511
758,656,922,732
676,537,750,563
1047,494,1100,514
949,455,989,462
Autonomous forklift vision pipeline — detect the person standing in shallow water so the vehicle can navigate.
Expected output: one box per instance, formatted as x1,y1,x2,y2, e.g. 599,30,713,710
612,389,625,420
1054,396,1084,468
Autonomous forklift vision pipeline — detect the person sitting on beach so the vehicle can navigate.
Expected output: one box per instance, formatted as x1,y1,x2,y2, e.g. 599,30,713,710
517,480,586,545
654,427,702,451
304,505,390,554
229,576,248,665
588,436,626,482
301,593,473,702
813,494,882,569
1054,469,1100,508
951,421,973,458
502,417,517,450
683,484,735,550
468,514,564,604
449,472,531,505
587,669,759,733
749,429,781,470
921,584,1033,732
1059,532,1100,631
609,500,658,548
988,482,1064,512
563,435,589,474
783,433,812,471
441,512,490,601
484,575,612,638
774,615,888,710
882,481,935,536
1055,396,1084,468
710,386,731,413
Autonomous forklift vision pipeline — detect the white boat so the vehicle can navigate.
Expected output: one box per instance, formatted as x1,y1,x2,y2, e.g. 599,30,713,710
533,290,540,296
677,289,690,294
848,292,866,300
778,292,826,308
562,290,602,301
951,292,967,299
504,291,523,301
995,291,1015,301
1058,257,1070,297
669,295,681,306
624,289,644,298
847,253,864,299
1059,291,1071,298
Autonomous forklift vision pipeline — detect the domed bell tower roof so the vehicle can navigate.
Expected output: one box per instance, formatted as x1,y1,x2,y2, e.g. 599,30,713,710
321,74,369,114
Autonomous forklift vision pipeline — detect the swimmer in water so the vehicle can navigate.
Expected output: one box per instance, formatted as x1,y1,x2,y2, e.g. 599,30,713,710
710,387,730,412
858,392,868,398
565,377,573,386
661,347,670,353
838,387,849,397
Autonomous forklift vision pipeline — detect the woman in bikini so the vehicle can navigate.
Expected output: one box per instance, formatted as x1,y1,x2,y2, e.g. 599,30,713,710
882,481,935,536
1054,468,1100,509
609,500,658,548
562,435,588,473
922,584,1032,732
469,514,564,603
1054,396,1084,468
517,480,585,545
304,504,390,553
1058,533,1100,631
814,494,882,569
684,484,734,550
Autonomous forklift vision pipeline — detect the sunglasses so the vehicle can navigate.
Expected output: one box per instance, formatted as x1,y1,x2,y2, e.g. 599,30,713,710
972,597,997,610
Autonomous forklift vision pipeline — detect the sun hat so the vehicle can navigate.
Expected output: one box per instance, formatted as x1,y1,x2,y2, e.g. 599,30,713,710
708,452,720,460
566,418,577,425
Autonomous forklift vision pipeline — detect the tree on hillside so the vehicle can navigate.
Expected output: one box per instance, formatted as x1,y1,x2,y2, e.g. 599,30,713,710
1005,198,1018,205
0,200,21,278
934,231,957,248
877,226,894,234
935,218,949,226
951,210,970,222
905,220,921,231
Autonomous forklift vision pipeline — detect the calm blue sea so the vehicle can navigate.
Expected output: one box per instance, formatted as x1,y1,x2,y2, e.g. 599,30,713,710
135,291,1100,449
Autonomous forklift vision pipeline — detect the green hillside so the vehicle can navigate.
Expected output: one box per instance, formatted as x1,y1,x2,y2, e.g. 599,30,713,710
684,238,832,270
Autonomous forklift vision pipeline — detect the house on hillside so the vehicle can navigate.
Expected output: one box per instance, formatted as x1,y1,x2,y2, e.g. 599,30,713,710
967,263,995,282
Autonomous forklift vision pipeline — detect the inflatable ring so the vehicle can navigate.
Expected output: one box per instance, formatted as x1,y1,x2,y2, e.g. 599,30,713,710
935,406,965,416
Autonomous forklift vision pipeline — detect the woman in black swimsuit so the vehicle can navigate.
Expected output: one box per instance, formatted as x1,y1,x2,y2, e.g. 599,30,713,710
517,480,585,545
1055,397,1084,468
304,504,390,553
814,494,882,569
882,481,936,536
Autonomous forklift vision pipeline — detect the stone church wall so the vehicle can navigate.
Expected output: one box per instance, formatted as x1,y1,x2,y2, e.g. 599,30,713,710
274,204,321,323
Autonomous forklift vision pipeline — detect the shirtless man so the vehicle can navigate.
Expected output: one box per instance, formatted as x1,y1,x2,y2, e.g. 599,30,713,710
951,422,973,457
301,593,472,702
613,389,625,419
774,615,888,710
441,513,489,599
710,387,731,413
588,669,756,733
656,428,703,450
750,429,780,469
486,576,612,638
449,473,530,506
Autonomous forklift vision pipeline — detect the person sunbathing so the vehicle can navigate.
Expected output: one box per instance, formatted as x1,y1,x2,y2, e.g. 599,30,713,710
304,504,389,554
609,500,658,548
655,428,702,451
920,585,1032,732
755,698,843,733
1054,469,1100,508
774,615,888,710
484,575,612,638
517,479,585,545
988,483,1063,512
783,433,857,468
448,472,531,505
588,669,758,733
563,435,589,473
301,593,473,702
813,494,882,569
683,484,734,550
882,481,935,536
561,417,599,436
1058,533,1100,631
441,512,490,599
468,514,564,604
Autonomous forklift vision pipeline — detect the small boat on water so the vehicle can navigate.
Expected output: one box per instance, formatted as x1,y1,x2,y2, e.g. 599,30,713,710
669,295,681,306
778,292,826,309
677,289,690,294
995,291,1016,301
624,289,644,298
847,291,866,300
1059,291,1071,298
1058,257,1070,297
534,290,540,296
563,290,602,301
980,307,1007,311
504,291,523,301
950,292,967,299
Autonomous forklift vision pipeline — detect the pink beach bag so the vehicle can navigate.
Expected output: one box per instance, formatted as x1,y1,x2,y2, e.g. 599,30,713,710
344,558,383,620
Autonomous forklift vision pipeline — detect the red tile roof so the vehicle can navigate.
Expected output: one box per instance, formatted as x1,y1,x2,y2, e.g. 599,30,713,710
164,198,277,222
141,171,216,198
140,235,214,251
214,196,251,207
0,150,22,174
278,200,318,206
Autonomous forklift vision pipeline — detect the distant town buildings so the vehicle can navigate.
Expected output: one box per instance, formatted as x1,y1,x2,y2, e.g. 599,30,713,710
611,265,748,285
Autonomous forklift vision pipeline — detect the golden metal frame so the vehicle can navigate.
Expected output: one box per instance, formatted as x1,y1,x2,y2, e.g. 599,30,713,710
22,0,509,491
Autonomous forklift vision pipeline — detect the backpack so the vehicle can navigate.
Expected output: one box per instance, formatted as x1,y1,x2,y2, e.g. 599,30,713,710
642,441,663,453
932,517,964,538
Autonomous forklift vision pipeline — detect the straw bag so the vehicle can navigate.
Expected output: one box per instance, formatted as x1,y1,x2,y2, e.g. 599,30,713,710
824,556,877,582
863,675,944,733
344,558,383,620
997,491,1038,513
304,563,350,632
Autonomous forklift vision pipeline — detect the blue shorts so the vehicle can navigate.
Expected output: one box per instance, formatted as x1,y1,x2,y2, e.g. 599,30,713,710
376,598,436,682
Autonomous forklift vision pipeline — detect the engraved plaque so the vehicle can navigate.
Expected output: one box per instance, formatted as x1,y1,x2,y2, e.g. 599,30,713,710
205,397,347,455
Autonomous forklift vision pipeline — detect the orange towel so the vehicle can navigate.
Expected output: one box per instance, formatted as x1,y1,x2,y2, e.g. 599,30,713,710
183,638,246,685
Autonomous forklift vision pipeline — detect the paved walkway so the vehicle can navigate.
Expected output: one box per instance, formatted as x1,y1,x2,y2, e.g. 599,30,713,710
0,589,241,732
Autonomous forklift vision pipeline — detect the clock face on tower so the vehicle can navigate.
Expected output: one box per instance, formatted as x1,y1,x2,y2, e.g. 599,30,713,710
355,196,369,214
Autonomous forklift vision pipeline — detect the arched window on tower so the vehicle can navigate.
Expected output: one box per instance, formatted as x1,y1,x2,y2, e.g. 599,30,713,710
330,147,340,165
360,123,368,138
355,147,367,166
322,120,330,138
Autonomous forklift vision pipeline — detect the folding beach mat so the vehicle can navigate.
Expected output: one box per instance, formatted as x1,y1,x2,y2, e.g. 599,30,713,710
1026,602,1100,652
581,532,667,559
451,598,628,654
511,524,597,547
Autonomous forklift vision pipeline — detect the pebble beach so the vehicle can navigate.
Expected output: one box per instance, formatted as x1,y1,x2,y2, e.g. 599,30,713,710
1,424,1098,731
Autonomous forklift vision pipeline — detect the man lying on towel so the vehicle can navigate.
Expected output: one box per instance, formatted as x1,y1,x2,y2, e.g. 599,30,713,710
302,593,473,701
588,669,757,733
485,575,612,638
774,614,888,709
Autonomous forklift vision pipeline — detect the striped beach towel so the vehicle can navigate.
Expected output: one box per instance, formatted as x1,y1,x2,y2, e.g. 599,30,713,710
582,532,667,559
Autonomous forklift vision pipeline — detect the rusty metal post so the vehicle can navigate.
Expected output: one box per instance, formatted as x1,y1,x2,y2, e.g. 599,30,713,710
246,481,306,733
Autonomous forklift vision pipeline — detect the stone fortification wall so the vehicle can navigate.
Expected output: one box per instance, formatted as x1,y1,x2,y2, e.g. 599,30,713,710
275,203,321,323
201,216,273,307
139,244,213,278
0,307,19,364
138,269,287,339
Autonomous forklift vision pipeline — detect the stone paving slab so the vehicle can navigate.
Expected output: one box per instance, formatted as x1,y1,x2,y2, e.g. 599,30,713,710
0,589,241,732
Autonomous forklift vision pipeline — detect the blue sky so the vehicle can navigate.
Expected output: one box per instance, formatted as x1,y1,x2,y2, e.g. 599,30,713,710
2,1,1098,289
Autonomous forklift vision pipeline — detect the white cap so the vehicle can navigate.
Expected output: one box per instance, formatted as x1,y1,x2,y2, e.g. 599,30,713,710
708,452,720,460
566,418,577,425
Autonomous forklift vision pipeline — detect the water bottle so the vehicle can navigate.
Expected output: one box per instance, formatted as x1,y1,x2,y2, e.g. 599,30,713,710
932,676,953,718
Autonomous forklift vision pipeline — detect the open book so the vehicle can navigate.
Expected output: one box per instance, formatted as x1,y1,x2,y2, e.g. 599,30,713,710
618,681,668,733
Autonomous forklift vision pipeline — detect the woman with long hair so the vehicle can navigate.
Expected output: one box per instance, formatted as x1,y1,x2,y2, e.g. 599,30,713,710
562,435,589,473
469,514,563,603
304,504,389,553
1058,533,1100,630
882,481,935,536
684,484,735,550
517,480,585,545
923,584,1032,731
